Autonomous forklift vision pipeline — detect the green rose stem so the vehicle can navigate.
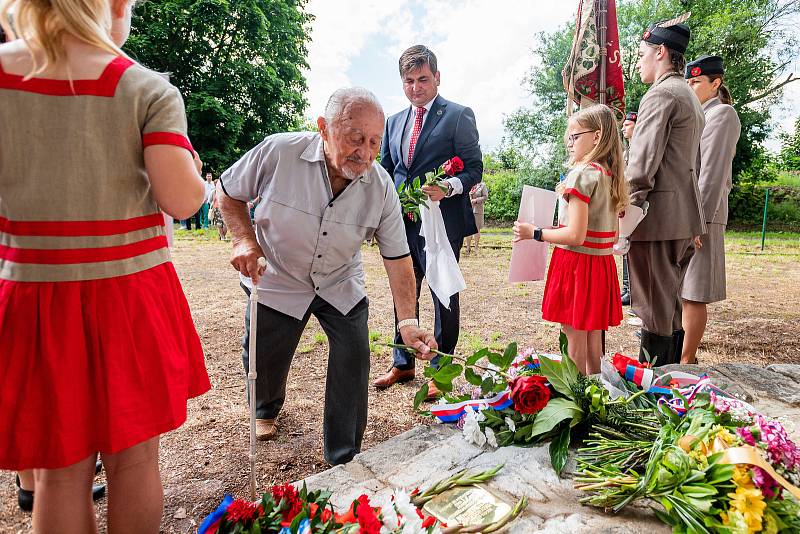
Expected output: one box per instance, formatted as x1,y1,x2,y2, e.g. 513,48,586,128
388,343,513,380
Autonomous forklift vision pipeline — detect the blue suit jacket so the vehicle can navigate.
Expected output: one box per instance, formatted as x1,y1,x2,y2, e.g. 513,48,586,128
380,94,483,242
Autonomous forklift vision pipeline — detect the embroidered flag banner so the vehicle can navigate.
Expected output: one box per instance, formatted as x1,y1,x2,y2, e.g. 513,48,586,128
562,0,625,115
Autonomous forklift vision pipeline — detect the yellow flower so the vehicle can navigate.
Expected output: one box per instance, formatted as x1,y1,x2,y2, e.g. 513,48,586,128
732,465,755,489
727,485,766,532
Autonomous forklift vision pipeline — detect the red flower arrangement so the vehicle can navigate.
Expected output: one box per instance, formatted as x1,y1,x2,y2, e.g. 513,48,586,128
510,375,551,414
271,483,302,522
225,499,262,524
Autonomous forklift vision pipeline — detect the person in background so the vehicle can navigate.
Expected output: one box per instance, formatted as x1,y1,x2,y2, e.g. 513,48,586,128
620,110,637,307
681,55,741,364
0,1,211,531
375,45,483,397
200,172,215,229
514,105,627,375
465,181,488,255
211,179,228,240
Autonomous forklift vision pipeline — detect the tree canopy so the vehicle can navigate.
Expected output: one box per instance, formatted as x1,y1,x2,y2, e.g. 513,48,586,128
125,0,313,173
503,0,800,189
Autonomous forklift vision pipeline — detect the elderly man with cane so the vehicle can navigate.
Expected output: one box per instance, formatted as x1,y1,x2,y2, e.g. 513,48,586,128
218,87,437,466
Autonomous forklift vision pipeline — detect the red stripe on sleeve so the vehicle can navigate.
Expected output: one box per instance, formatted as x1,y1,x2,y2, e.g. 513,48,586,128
143,132,194,153
563,187,590,204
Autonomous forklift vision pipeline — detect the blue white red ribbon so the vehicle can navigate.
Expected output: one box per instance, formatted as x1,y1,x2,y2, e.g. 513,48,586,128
198,494,233,534
430,390,513,423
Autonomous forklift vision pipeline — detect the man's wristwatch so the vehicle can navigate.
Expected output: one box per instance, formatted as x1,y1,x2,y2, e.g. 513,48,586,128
397,318,419,330
533,227,544,242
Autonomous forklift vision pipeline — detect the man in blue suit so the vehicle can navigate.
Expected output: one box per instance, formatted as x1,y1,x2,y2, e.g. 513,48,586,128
372,45,483,396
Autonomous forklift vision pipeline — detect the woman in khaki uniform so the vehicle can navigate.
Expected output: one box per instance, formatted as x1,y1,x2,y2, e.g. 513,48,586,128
681,55,741,363
465,182,488,255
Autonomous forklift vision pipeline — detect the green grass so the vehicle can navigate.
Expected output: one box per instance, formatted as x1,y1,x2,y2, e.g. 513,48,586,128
773,171,800,188
313,332,327,345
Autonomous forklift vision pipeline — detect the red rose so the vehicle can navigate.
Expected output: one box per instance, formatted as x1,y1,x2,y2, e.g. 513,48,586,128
691,67,702,77
442,156,464,176
510,375,551,414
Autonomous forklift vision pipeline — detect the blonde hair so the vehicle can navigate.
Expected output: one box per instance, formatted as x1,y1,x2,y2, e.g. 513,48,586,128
565,105,629,213
0,0,129,76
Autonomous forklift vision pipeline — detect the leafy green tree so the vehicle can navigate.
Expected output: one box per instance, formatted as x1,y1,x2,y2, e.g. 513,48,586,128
778,117,800,171
125,0,312,173
504,0,800,191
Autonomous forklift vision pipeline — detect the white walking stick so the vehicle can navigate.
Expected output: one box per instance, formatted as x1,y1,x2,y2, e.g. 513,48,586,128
248,257,267,501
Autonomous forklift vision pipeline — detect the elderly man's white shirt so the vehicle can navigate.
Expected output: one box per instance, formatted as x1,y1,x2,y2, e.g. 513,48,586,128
220,132,410,319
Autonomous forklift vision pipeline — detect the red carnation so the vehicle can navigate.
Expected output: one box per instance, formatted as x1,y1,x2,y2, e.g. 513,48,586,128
271,483,302,522
510,375,551,414
691,67,702,77
225,499,261,524
355,494,382,534
442,156,464,176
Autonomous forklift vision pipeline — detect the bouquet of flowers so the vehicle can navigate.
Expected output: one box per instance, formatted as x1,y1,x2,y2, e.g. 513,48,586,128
576,391,800,533
199,467,527,534
397,157,464,222
392,335,659,475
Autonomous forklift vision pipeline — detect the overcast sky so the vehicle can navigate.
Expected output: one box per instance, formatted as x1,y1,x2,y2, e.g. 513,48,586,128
303,0,800,153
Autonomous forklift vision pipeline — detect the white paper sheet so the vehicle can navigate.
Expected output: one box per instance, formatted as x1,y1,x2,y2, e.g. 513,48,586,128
508,186,558,282
419,201,466,309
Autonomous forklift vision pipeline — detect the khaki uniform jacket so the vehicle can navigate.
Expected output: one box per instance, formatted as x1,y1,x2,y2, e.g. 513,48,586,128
469,182,488,215
627,72,706,241
696,97,741,225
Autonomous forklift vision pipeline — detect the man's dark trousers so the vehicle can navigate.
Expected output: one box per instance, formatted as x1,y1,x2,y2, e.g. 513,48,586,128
392,221,462,369
241,288,370,465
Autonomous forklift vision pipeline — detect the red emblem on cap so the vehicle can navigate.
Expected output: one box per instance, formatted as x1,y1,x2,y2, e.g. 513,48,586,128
643,30,651,39
690,67,702,77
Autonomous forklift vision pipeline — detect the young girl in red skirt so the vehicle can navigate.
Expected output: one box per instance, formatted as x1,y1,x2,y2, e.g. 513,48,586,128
514,105,628,375
0,0,210,532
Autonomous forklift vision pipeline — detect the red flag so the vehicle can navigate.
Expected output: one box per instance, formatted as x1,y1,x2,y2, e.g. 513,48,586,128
562,0,625,116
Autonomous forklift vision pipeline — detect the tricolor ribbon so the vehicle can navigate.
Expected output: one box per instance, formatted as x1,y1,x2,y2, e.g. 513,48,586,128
430,390,514,423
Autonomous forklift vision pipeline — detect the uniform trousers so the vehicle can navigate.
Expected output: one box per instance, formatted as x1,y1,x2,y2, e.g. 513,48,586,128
628,239,695,337
241,287,370,465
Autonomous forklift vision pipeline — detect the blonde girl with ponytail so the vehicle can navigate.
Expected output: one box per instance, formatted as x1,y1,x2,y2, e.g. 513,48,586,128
0,2,210,533
514,105,628,375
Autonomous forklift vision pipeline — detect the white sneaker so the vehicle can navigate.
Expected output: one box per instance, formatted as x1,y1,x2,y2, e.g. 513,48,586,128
627,317,643,327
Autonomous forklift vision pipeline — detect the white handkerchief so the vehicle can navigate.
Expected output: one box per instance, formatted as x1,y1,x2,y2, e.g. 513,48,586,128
419,201,466,309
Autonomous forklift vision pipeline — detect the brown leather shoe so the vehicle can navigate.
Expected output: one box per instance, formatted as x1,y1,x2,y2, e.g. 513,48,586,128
372,367,415,389
256,418,278,441
425,380,442,400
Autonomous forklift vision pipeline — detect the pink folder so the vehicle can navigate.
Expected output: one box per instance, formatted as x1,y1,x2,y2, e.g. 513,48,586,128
508,186,558,282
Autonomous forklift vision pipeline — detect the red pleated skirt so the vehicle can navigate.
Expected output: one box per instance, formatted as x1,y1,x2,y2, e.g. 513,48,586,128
541,247,623,331
0,262,211,470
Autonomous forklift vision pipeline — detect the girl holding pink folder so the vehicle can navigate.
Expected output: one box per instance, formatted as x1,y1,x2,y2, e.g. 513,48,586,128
514,105,628,375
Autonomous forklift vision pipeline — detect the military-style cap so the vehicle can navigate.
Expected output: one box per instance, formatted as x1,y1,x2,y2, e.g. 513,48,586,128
685,55,724,79
625,111,638,122
642,13,691,55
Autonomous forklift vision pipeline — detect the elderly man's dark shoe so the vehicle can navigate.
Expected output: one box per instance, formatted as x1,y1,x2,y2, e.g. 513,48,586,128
372,367,415,389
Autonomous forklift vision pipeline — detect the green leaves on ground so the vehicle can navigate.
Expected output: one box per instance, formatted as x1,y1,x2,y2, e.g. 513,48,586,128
528,398,583,440
538,351,579,401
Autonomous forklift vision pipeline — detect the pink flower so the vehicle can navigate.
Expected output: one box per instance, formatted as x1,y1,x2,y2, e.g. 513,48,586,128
751,466,781,499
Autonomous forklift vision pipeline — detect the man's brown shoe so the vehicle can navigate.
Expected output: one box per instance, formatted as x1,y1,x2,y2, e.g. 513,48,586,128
425,380,442,400
256,418,278,441
372,367,415,389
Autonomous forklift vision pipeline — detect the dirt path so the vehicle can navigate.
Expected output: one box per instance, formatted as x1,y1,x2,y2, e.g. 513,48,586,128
2,231,799,533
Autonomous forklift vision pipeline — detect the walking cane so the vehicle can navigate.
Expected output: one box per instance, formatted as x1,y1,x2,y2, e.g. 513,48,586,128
249,257,267,501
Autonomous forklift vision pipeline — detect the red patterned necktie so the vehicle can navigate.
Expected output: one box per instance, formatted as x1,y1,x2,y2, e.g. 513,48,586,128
406,106,426,167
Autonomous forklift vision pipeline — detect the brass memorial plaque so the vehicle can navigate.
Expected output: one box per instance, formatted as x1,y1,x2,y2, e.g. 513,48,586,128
422,485,511,527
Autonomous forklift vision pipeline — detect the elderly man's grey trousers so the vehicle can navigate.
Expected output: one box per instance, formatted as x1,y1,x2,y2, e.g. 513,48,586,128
241,287,370,465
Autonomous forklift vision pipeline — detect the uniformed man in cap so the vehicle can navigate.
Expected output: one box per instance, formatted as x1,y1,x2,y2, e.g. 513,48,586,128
626,16,706,365
681,55,741,364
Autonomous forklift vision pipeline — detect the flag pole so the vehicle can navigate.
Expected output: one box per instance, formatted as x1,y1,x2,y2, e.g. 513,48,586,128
598,0,608,105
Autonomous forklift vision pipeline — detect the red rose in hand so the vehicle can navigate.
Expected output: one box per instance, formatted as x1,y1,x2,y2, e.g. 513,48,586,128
510,375,551,414
442,156,464,176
